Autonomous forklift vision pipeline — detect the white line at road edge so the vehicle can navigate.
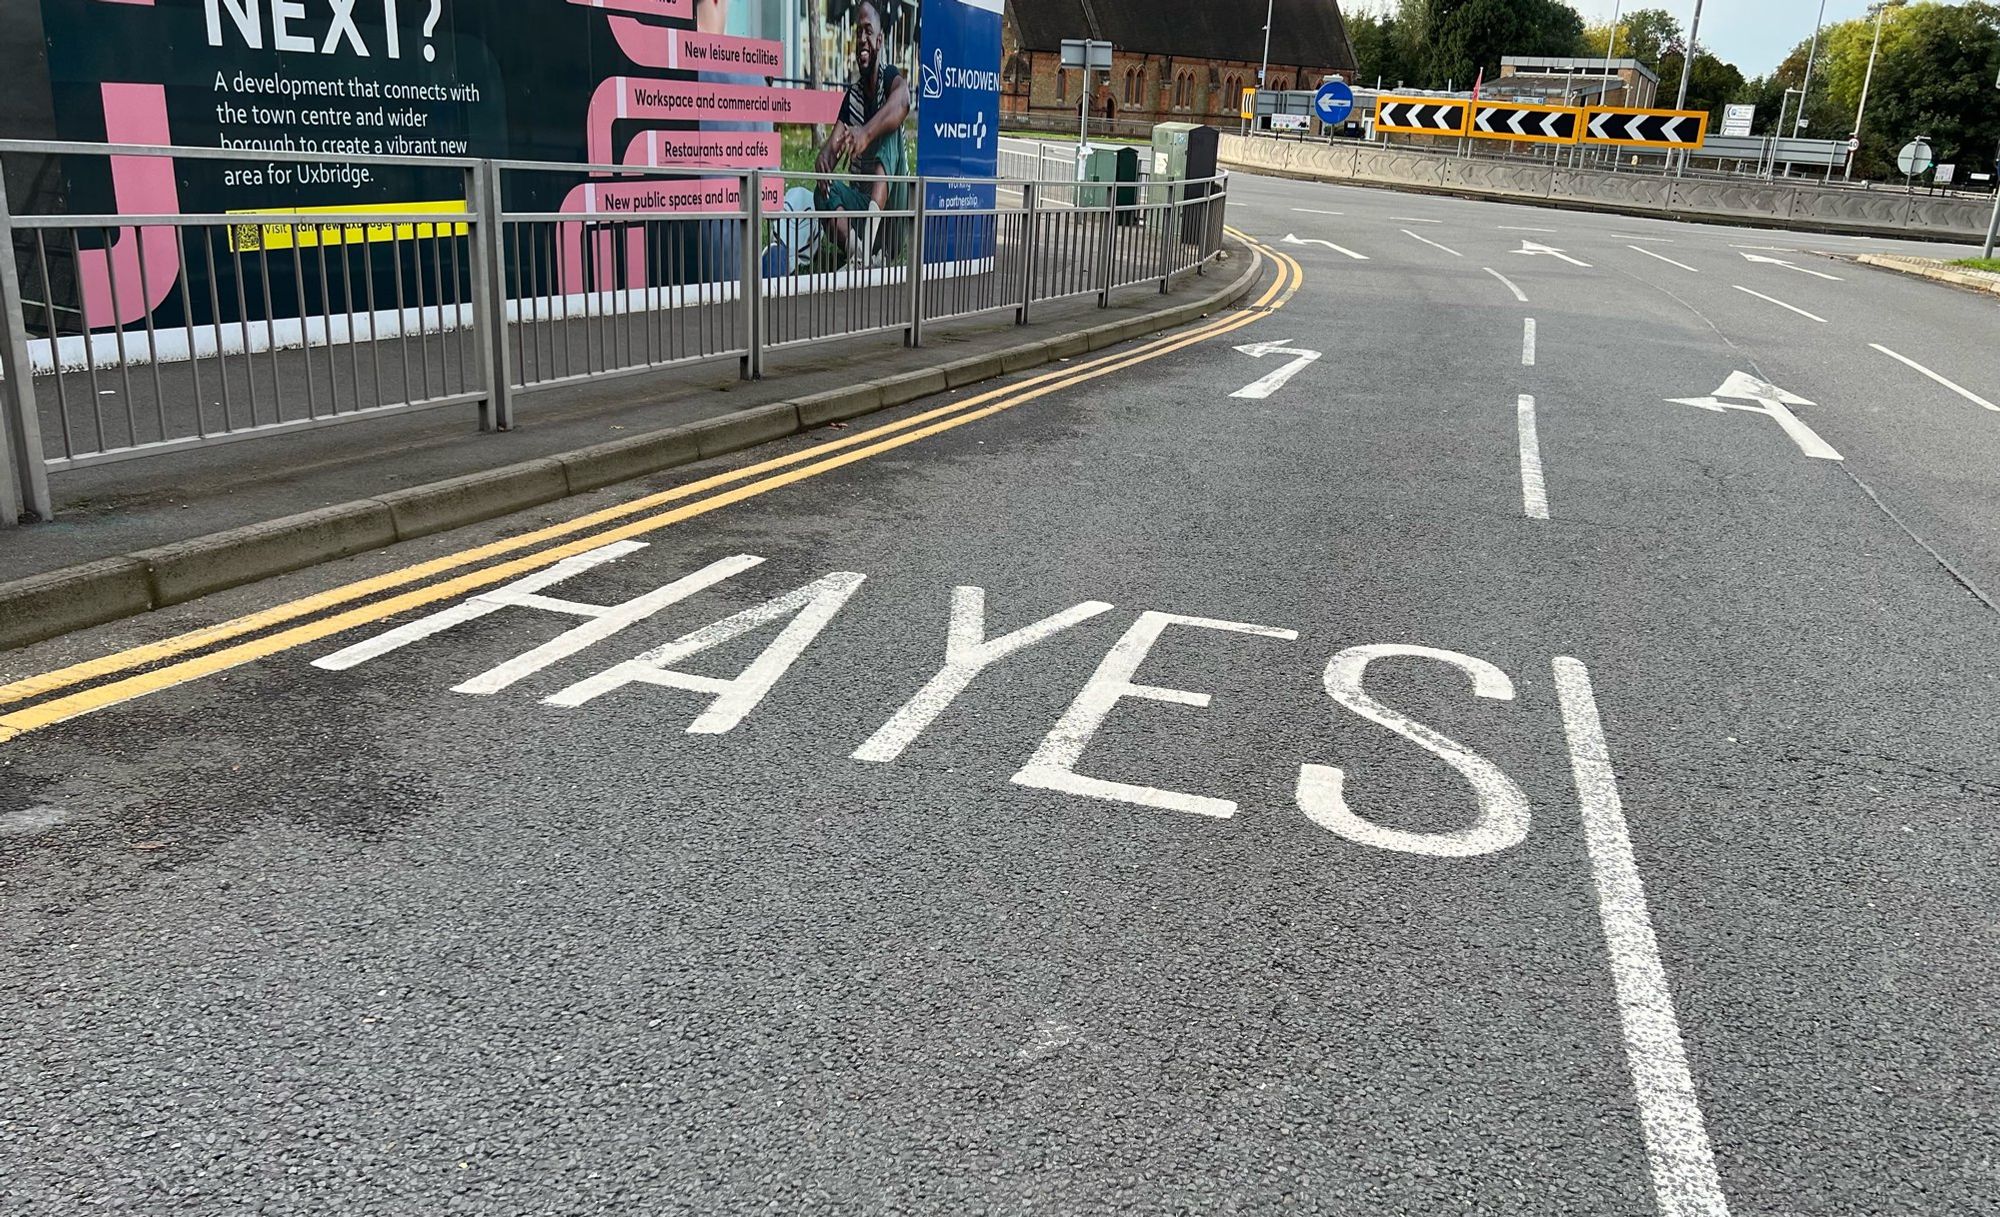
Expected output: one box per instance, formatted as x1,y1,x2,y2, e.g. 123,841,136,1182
1522,318,1537,367
1630,245,1701,273
1554,658,1733,1217
1516,394,1549,520
1870,343,2000,412
1484,267,1529,302
1404,229,1463,257
1731,285,1826,323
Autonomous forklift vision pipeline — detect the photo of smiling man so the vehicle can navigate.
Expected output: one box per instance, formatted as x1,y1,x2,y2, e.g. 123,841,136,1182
811,0,912,266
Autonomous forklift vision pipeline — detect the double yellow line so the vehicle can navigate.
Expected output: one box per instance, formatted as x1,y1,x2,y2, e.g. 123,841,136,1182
0,232,1302,743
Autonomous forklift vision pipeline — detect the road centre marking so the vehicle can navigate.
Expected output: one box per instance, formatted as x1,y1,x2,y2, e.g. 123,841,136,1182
1484,267,1529,302
0,238,1305,743
1521,318,1537,367
1555,657,1734,1217
1516,394,1550,519
1630,245,1700,273
1404,229,1463,257
1730,285,1826,323
1869,343,2000,412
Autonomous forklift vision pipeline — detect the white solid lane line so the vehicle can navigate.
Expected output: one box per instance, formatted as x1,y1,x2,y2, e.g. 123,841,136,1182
1404,229,1463,257
1291,207,1345,215
1614,234,1676,242
1554,657,1734,1217
1392,216,1443,223
1522,318,1537,367
1630,245,1701,273
1517,394,1549,519
1871,343,2000,412
1499,225,1559,233
1484,267,1529,302
1732,285,1827,323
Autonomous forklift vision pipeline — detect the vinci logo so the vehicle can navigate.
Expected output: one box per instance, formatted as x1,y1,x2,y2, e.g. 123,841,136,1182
932,112,987,148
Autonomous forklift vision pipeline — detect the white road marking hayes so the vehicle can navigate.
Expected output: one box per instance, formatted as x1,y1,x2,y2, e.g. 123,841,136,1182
1013,611,1298,818
543,570,867,732
1731,285,1826,323
1282,232,1368,261
1521,318,1537,367
1516,393,1551,518
1231,339,1324,400
853,587,1116,763
1665,371,1842,460
1869,343,2000,412
1630,245,1700,273
1512,239,1592,267
1296,645,1531,856
1738,251,1842,280
1484,267,1529,302
1554,656,1734,1217
1403,229,1464,257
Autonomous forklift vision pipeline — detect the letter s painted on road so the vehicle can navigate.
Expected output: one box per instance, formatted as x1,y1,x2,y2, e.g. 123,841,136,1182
1296,644,1530,857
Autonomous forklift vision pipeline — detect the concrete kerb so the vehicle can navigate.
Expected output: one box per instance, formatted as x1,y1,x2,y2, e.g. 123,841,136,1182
0,246,1260,652
1854,254,2000,297
0,558,153,652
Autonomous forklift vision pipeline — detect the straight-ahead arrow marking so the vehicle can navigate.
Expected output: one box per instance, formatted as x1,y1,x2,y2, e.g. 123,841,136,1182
1282,232,1369,260
1739,251,1843,280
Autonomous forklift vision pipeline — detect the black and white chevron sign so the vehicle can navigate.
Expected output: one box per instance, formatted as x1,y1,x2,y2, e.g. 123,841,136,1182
1376,100,1467,133
1470,105,1577,141
1583,110,1703,146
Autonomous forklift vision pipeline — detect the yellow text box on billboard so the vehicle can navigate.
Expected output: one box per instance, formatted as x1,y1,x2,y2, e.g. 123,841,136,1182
1467,102,1582,145
1581,107,1708,149
1372,96,1469,137
229,199,470,253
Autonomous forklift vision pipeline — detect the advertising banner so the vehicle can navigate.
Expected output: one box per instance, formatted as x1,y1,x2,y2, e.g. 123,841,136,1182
913,0,1000,262
22,0,999,330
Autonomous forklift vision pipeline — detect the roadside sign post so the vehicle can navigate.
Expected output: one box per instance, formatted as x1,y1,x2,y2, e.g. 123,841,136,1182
1897,137,1933,193
1060,39,1114,156
1984,138,2000,258
1312,79,1355,134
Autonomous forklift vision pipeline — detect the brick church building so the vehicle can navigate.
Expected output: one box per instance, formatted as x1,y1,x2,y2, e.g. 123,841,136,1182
1002,0,1357,130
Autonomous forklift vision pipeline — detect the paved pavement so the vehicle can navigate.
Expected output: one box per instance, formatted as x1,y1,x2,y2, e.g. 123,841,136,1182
3,172,1997,1215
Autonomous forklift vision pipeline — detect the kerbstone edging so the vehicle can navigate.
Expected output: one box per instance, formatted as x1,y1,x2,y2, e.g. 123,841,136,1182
1855,254,2000,297
0,249,1258,653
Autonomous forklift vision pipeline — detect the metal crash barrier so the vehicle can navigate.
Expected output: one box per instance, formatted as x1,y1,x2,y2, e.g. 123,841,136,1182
0,140,1230,524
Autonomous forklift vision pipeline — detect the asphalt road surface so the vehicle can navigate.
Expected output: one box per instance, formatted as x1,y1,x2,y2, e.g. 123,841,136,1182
4,173,1998,1216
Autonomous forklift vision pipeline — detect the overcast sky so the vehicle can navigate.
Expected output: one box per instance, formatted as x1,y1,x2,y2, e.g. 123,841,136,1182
1568,0,1878,77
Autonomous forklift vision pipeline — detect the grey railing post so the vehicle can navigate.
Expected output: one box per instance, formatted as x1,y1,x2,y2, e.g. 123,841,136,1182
468,158,514,431
1095,195,1116,307
0,170,51,523
740,169,763,380
1157,187,1176,293
905,178,926,347
1015,181,1037,326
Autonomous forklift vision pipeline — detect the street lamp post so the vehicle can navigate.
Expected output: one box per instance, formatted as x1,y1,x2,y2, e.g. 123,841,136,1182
1846,0,1904,180
1258,0,1275,94
1768,87,1802,177
1794,0,1830,137
1672,0,1706,175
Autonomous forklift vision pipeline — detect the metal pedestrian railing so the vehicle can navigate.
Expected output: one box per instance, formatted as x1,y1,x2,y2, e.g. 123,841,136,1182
0,140,1229,525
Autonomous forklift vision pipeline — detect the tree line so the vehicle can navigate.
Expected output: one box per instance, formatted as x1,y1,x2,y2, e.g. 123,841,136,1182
1345,0,2000,178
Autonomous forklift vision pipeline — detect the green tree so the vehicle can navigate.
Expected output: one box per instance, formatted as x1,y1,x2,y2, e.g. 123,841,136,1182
1422,0,1587,88
1863,1,2000,174
1348,9,1417,89
1656,48,1746,119
1583,8,1682,73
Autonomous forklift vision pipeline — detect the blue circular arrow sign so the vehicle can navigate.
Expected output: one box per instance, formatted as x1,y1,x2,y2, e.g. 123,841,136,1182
1313,80,1355,126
